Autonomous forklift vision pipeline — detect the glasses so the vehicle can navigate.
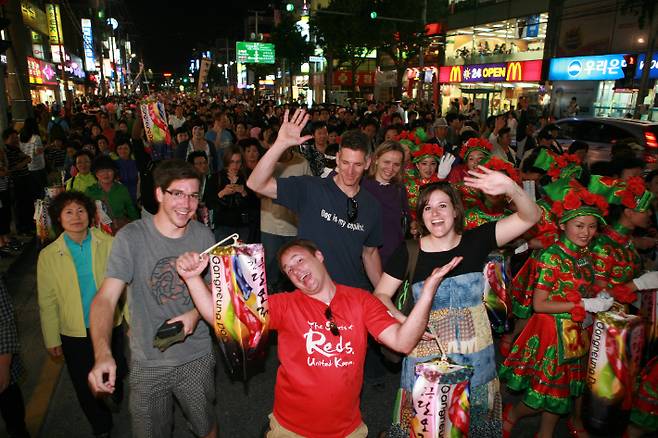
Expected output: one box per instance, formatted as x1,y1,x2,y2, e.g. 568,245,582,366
347,197,358,223
164,189,200,201
324,306,340,336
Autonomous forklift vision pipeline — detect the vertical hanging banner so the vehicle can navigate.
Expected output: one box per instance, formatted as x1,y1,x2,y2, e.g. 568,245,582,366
410,360,473,437
210,243,269,379
197,57,211,93
139,99,172,145
46,4,63,45
81,18,96,71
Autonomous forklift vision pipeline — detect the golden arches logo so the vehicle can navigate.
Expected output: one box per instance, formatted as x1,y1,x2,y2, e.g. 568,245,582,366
506,62,523,81
449,66,462,82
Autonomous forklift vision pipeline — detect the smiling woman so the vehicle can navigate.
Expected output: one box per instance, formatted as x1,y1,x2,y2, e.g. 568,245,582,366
374,169,540,437
37,191,127,437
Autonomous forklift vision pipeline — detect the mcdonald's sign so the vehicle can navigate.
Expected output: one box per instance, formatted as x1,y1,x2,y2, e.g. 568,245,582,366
506,61,523,81
439,60,543,83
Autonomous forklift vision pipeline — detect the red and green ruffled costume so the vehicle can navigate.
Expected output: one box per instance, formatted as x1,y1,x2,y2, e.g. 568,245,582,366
590,222,642,304
511,199,560,319
404,173,439,220
631,357,658,431
499,236,594,415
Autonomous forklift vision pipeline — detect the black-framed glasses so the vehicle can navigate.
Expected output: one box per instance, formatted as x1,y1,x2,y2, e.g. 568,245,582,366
347,197,358,223
324,306,340,336
164,189,200,201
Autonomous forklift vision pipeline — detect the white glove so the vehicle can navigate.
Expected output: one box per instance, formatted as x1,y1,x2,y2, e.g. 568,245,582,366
582,296,614,313
437,153,456,179
632,271,658,290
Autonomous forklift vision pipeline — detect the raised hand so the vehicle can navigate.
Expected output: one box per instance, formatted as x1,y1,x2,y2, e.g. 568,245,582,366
422,256,463,295
463,166,515,197
274,108,313,150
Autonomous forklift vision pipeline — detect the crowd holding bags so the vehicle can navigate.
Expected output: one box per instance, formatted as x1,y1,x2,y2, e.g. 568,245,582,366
209,242,269,380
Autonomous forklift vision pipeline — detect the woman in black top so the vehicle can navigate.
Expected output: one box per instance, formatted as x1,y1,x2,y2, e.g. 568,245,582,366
374,169,540,437
213,146,253,242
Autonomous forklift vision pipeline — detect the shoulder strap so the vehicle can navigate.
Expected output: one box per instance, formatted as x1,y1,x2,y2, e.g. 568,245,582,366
405,238,420,282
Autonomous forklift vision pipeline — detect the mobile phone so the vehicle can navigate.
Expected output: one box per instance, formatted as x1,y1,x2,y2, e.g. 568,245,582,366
155,320,183,339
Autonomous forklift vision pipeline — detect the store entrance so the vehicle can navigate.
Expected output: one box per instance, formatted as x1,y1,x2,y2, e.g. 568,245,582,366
461,88,493,119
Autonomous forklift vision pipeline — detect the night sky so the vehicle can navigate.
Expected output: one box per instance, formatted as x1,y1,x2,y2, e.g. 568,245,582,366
126,0,270,74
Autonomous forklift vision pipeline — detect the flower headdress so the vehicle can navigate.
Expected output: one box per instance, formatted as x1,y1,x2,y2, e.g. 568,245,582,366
532,148,582,180
588,176,654,212
459,137,493,161
480,156,521,185
394,128,427,154
412,143,444,163
544,178,609,224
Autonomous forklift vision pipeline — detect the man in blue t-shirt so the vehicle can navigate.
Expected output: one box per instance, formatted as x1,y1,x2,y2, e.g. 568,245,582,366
248,109,383,291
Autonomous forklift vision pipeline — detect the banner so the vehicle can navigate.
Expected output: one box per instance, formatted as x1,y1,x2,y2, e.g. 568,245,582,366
46,4,63,45
81,18,96,71
197,57,211,93
583,310,645,435
410,360,472,438
139,100,171,145
210,243,269,379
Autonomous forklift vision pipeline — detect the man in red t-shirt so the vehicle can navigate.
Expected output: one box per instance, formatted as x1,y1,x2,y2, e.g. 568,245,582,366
176,239,461,438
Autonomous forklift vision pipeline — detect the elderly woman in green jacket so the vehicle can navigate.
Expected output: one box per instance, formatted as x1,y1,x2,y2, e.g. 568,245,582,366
37,191,126,437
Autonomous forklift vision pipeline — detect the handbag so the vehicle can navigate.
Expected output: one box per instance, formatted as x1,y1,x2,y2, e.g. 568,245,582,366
394,239,420,316
382,239,421,364
399,185,410,237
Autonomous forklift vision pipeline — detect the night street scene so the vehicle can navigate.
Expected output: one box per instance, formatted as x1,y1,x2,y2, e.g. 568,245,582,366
1,0,658,437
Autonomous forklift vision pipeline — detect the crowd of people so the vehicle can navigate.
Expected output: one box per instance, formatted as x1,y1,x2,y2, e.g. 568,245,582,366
0,92,657,438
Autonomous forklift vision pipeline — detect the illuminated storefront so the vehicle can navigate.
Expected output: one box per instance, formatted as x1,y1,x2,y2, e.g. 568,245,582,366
439,59,544,117
27,56,59,105
548,53,658,119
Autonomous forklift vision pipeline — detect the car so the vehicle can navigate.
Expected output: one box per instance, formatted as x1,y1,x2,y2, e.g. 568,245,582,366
553,117,658,164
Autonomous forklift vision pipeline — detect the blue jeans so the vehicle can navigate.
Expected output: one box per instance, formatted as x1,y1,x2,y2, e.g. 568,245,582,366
260,232,295,293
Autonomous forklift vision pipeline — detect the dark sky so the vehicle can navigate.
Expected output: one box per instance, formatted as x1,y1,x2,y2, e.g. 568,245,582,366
126,0,270,74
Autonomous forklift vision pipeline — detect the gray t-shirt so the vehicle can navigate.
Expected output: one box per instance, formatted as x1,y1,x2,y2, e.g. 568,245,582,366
106,215,214,366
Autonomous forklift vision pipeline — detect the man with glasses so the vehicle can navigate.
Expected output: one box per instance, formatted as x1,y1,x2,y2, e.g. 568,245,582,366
175,238,461,438
248,109,383,292
88,159,218,438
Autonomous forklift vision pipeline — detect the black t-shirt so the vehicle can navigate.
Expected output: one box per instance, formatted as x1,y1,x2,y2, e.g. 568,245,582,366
385,221,498,283
276,175,383,290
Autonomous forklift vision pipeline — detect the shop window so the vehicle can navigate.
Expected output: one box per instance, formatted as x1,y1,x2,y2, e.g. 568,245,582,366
445,13,548,65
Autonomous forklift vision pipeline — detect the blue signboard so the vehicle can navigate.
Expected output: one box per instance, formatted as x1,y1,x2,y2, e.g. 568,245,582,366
549,54,626,81
635,52,658,79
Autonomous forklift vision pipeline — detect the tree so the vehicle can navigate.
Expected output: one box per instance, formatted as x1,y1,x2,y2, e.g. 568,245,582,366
311,0,381,99
270,11,314,100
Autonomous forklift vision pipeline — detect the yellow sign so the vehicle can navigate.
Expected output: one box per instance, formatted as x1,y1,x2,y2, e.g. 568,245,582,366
46,4,64,45
21,1,49,35
506,61,523,81
449,66,462,82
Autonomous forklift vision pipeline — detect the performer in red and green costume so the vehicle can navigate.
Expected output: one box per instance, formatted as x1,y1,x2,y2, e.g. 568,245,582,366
448,137,493,183
588,176,655,304
461,156,520,230
499,178,615,438
403,143,443,220
503,150,583,353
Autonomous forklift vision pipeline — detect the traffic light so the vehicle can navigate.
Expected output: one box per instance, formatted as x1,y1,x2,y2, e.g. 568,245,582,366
370,11,377,19
285,3,294,12
622,54,637,80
